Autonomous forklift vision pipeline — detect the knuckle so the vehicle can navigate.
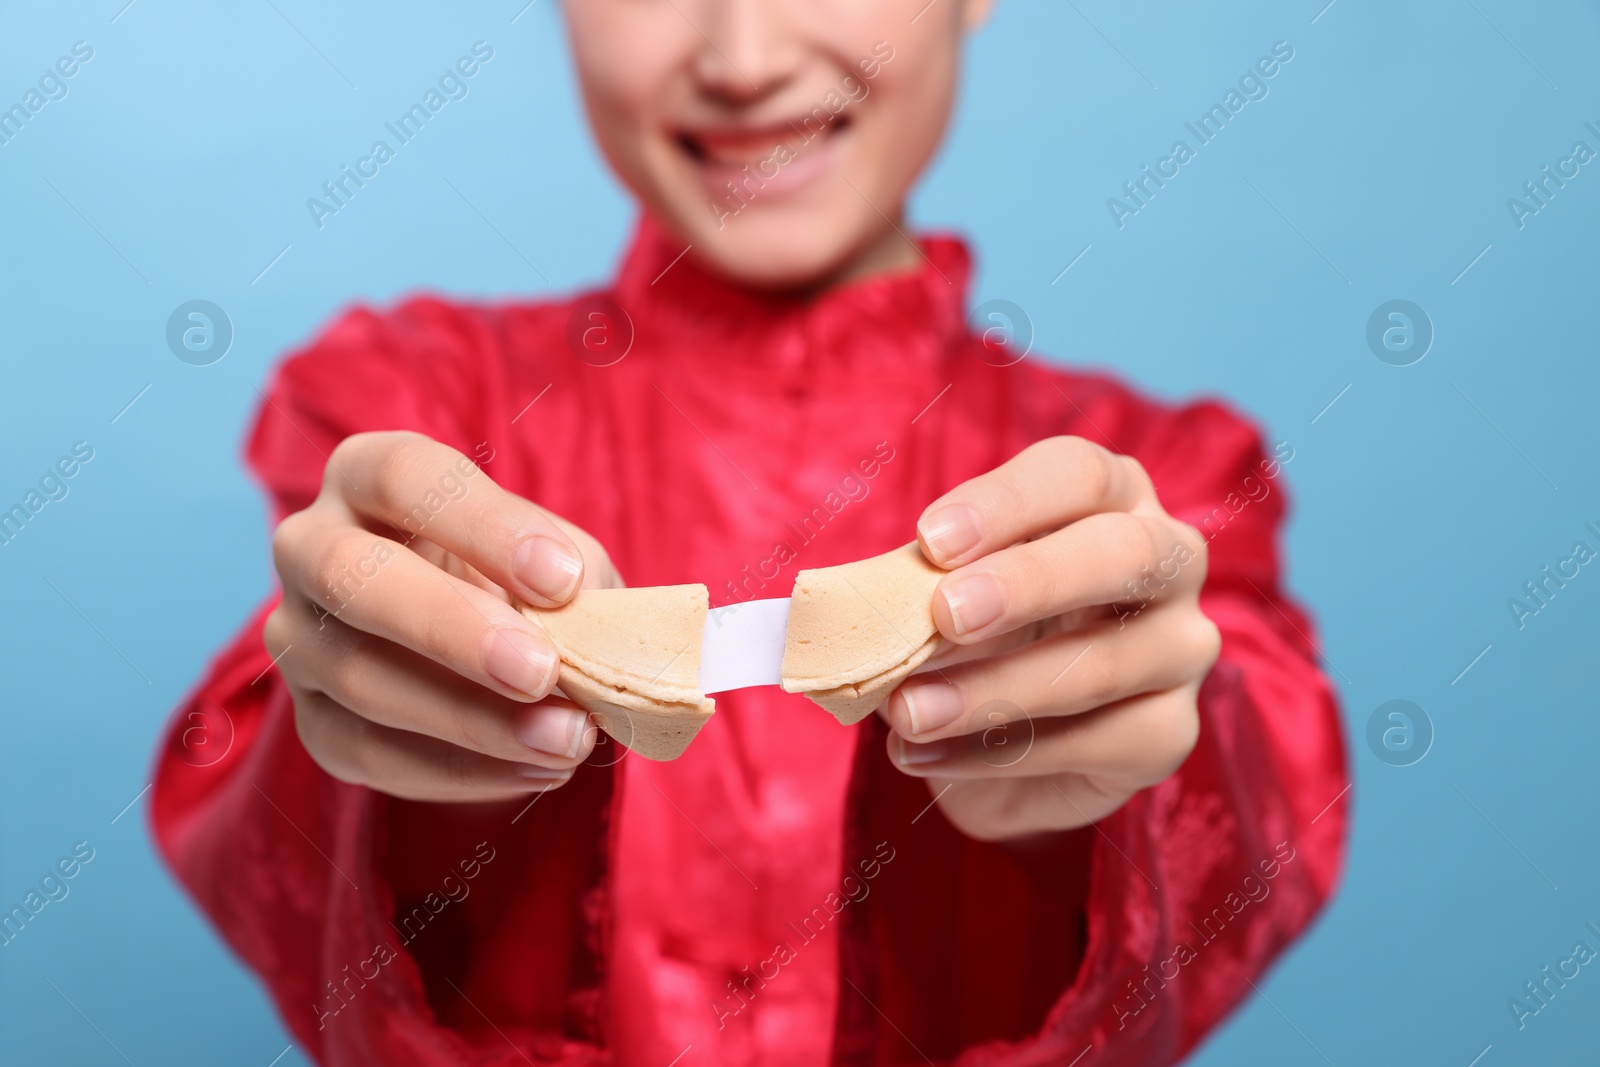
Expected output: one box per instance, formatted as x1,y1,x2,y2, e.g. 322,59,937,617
1078,441,1115,501
1190,614,1223,670
439,743,479,792
1128,514,1162,567
1170,518,1209,572
418,608,469,667
293,698,367,788
1037,435,1103,487
367,437,425,516
318,640,361,703
981,483,1029,540
444,703,496,756
1039,434,1089,464
1081,647,1121,707
1120,454,1154,496
326,434,361,478
1019,435,1062,466
329,430,375,468
330,432,390,496
311,534,368,610
1157,700,1202,777
338,429,417,466
1005,441,1045,491
270,511,310,580
262,604,302,666
1109,514,1160,589
338,719,379,788
1120,698,1200,789
380,434,466,520
290,697,319,752
1005,555,1057,619
1189,536,1212,584
961,471,1027,539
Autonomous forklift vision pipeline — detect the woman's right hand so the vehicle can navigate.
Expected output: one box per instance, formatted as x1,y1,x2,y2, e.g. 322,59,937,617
264,431,618,803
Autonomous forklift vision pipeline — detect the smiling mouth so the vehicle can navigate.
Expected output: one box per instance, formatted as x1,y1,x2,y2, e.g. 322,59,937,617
677,114,852,170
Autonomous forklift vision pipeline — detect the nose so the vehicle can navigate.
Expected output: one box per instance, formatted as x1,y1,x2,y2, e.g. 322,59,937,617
690,0,802,103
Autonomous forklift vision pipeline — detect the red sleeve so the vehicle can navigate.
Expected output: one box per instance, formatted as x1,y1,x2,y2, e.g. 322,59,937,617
243,299,485,522
837,395,1348,1066
1109,401,1347,1055
148,299,611,1067
1030,399,1348,1061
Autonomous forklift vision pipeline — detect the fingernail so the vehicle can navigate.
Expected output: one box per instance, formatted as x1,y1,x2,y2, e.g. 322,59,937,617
941,573,1006,636
918,504,982,564
895,735,951,767
514,535,583,602
899,682,965,735
516,763,573,780
516,707,586,760
485,628,557,698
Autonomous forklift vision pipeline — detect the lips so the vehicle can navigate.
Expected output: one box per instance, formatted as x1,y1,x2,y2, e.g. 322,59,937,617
678,115,849,168
677,115,850,204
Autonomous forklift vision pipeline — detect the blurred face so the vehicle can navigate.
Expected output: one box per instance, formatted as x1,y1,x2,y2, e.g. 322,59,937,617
564,0,992,291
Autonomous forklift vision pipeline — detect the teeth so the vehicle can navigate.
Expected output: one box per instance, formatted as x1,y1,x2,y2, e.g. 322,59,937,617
701,139,786,167
687,119,840,168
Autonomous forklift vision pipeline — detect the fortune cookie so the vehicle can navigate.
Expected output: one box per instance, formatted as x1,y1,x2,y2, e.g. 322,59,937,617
779,542,945,724
522,585,715,761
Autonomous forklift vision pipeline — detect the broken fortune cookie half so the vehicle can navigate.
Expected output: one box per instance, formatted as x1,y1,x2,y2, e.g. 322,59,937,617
779,542,946,725
521,585,715,762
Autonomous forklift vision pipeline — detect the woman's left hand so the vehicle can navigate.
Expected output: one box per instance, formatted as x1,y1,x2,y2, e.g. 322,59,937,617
883,436,1222,842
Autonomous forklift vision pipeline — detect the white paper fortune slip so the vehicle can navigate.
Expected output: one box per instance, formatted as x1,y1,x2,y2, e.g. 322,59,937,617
697,596,791,695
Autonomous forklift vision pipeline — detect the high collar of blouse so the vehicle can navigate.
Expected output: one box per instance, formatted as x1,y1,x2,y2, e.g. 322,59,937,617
608,214,975,375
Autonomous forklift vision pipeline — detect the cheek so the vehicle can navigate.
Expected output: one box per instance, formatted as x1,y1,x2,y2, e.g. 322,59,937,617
566,11,685,170
576,58,649,148
854,53,956,191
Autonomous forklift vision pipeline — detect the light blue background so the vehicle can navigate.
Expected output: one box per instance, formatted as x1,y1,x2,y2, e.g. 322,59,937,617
3,0,1598,1063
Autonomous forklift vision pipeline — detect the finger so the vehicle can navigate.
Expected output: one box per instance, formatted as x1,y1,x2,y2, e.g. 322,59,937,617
543,513,627,591
409,533,624,600
916,437,1155,568
887,685,1201,787
916,606,1120,674
292,608,593,766
331,431,586,607
884,606,1219,740
273,511,560,702
931,511,1207,642
291,688,577,803
919,770,1144,840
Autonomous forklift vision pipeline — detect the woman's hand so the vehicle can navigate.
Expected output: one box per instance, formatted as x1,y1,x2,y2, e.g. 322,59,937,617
264,431,620,803
883,437,1222,842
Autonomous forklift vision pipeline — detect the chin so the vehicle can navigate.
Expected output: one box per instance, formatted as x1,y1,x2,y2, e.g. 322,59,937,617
661,195,887,292
624,119,905,292
697,223,853,291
